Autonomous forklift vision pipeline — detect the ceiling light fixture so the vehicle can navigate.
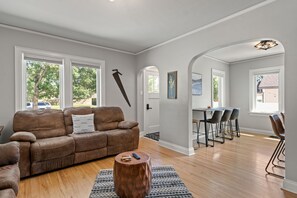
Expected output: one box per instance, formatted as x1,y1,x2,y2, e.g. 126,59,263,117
254,40,278,50
109,0,115,2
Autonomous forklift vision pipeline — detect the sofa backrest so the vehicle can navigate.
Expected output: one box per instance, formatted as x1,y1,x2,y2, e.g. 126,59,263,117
63,107,93,134
92,107,124,131
13,109,66,139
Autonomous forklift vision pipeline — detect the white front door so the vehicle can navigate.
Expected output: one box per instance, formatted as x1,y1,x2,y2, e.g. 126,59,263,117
144,69,160,133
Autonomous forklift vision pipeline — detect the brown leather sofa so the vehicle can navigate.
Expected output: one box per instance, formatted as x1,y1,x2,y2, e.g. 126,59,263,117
10,106,139,178
0,142,20,198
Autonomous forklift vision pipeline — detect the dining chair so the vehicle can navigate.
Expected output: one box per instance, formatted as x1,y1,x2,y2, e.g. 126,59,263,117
192,119,199,133
278,112,285,160
229,108,240,137
265,114,285,178
219,109,233,141
197,110,223,147
280,112,285,125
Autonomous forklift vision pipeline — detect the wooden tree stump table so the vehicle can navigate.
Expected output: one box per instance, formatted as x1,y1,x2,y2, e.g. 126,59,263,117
113,151,152,198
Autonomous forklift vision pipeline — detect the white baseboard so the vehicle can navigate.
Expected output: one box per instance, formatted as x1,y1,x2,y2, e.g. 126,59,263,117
283,179,297,194
159,140,195,156
240,127,273,136
140,131,147,137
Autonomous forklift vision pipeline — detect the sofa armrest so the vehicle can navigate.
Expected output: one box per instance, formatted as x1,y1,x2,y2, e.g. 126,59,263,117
10,132,36,143
0,141,20,166
118,121,138,129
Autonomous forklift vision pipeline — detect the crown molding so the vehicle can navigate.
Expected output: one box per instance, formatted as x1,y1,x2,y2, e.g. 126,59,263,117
229,53,284,65
0,23,136,56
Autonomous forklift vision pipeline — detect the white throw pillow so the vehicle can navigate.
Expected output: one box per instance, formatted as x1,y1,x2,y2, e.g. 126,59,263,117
72,114,95,133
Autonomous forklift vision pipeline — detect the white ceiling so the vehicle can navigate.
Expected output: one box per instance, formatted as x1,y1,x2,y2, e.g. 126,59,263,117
0,0,268,54
206,40,284,63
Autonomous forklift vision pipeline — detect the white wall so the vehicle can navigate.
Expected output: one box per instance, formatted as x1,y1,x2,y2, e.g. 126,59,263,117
136,0,297,188
0,26,137,143
192,56,229,120
229,54,284,134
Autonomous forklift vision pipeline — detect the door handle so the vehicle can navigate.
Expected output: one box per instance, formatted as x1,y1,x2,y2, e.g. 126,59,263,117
146,104,152,110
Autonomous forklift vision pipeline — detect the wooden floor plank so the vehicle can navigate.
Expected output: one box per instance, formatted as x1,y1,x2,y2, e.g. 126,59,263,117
18,132,297,198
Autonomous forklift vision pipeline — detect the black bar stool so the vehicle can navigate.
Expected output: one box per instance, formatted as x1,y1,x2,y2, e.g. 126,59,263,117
197,110,223,147
265,114,285,178
229,108,240,137
219,109,232,141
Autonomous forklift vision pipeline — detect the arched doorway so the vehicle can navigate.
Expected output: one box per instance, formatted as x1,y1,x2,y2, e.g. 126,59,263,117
188,38,285,150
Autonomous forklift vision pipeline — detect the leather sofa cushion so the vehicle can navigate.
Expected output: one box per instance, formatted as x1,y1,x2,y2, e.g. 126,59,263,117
118,121,138,129
10,132,36,142
31,155,74,176
0,188,16,198
13,109,66,139
93,107,124,131
0,164,20,194
31,136,75,162
69,132,107,152
105,129,134,146
0,142,19,166
74,148,107,164
63,107,93,134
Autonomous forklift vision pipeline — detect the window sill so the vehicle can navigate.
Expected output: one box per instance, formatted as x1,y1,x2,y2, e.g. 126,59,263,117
249,111,274,116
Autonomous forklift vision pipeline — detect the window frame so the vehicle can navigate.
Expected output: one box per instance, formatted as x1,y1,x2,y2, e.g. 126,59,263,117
249,66,284,114
70,60,102,107
211,69,225,108
15,46,105,111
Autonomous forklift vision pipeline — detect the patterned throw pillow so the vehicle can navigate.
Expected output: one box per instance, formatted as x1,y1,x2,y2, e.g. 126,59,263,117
72,114,95,133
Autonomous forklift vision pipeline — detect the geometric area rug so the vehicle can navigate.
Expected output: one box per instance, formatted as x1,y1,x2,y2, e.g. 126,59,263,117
89,166,193,198
144,132,160,141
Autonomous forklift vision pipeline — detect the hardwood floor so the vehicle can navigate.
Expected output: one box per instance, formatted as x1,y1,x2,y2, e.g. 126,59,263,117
18,133,296,198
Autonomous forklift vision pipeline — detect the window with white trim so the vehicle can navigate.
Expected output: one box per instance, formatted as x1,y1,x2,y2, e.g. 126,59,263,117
25,57,62,110
15,47,105,111
72,63,101,107
249,66,284,113
212,69,225,108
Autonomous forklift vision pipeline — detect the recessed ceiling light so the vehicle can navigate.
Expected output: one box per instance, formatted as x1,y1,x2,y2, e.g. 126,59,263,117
109,0,115,2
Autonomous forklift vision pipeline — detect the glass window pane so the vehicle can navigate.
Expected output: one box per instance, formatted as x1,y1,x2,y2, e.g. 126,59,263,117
148,75,154,93
154,76,160,93
72,65,98,107
25,60,60,110
255,73,279,112
148,75,159,94
212,76,219,108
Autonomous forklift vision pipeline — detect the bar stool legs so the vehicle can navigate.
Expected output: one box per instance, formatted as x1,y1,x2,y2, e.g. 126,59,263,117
266,114,285,178
235,119,240,137
192,119,199,133
209,123,216,146
229,108,240,137
275,142,285,164
228,118,240,138
265,140,285,178
197,122,215,147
